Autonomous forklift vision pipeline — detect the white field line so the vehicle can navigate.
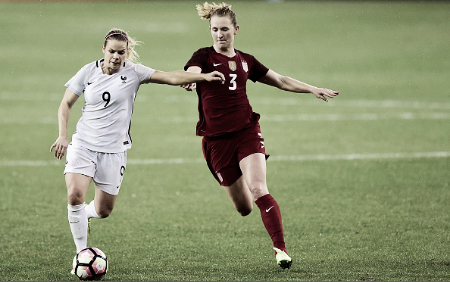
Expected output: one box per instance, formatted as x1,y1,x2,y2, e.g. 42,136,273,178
263,112,450,122
268,151,450,162
2,152,449,167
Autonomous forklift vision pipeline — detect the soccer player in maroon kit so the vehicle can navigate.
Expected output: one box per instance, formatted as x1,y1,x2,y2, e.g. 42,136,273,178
182,2,338,269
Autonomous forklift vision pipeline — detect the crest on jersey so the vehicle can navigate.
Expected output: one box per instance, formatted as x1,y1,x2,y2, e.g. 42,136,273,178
241,61,248,72
228,61,237,71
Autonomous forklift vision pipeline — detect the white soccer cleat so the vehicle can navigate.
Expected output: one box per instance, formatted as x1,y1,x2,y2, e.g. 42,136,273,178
273,247,292,269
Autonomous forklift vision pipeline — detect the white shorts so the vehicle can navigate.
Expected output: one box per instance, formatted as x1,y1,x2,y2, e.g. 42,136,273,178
64,143,127,196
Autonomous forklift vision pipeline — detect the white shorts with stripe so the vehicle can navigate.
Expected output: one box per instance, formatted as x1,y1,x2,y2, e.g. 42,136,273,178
64,143,127,196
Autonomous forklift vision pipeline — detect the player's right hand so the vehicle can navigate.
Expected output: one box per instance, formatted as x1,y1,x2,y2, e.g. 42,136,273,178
50,137,69,160
181,83,197,91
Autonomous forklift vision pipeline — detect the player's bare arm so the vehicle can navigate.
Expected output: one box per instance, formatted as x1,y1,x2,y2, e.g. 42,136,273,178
259,69,339,102
181,66,202,91
50,88,79,160
150,69,224,85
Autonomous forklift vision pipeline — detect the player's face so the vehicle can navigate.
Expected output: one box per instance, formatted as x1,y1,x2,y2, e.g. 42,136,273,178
102,39,128,75
210,15,239,51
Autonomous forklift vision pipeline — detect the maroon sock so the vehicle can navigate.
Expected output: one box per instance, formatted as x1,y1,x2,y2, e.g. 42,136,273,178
255,194,286,252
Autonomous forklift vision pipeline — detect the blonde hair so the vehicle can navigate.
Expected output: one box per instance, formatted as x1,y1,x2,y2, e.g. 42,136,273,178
104,28,141,63
196,2,237,27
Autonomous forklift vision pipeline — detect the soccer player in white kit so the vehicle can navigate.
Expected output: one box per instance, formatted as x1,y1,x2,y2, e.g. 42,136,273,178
49,28,224,270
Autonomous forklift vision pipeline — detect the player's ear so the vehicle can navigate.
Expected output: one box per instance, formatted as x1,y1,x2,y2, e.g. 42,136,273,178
234,25,239,35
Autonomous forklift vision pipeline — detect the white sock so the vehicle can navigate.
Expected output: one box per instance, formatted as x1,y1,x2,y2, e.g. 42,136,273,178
67,203,88,253
85,200,101,219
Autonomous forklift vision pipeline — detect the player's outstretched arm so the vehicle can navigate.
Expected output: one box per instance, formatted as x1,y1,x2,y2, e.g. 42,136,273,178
180,66,202,91
258,69,339,102
150,70,224,86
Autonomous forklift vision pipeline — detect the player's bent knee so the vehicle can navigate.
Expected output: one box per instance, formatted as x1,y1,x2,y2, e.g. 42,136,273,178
67,190,85,205
250,186,269,200
237,205,253,217
97,208,112,218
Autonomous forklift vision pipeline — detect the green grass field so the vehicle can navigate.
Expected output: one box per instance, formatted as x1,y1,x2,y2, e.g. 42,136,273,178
1,0,449,280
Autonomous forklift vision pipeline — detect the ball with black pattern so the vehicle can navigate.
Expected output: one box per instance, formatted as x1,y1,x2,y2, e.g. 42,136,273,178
73,247,108,281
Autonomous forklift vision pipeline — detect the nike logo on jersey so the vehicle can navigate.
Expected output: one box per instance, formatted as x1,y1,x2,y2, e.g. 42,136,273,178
87,82,93,85
213,63,222,67
266,206,274,213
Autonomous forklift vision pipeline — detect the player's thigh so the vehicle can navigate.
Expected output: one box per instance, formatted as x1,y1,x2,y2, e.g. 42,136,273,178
94,152,127,196
92,152,126,217
223,176,254,216
64,144,96,204
65,173,92,205
239,153,269,198
93,185,117,218
64,143,97,178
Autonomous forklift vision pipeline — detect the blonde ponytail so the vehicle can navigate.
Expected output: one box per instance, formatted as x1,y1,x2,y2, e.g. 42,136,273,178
196,2,237,27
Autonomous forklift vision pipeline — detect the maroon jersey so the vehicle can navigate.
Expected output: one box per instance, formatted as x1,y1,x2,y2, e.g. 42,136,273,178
184,47,269,136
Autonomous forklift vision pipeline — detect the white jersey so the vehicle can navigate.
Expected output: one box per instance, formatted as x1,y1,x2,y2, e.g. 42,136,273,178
65,59,156,153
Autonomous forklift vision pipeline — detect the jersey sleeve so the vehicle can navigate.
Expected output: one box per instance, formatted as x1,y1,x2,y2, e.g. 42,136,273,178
184,48,210,71
65,62,96,96
248,55,269,83
127,62,156,84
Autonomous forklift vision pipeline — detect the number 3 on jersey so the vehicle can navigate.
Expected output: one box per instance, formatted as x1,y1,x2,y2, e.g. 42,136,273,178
229,74,237,91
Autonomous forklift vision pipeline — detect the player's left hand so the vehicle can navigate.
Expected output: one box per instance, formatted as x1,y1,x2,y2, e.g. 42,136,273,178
312,88,339,102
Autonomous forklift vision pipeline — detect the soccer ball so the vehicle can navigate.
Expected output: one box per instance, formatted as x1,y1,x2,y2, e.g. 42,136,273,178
73,247,108,280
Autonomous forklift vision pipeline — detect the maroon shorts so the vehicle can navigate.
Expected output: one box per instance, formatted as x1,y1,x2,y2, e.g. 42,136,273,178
202,123,269,187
